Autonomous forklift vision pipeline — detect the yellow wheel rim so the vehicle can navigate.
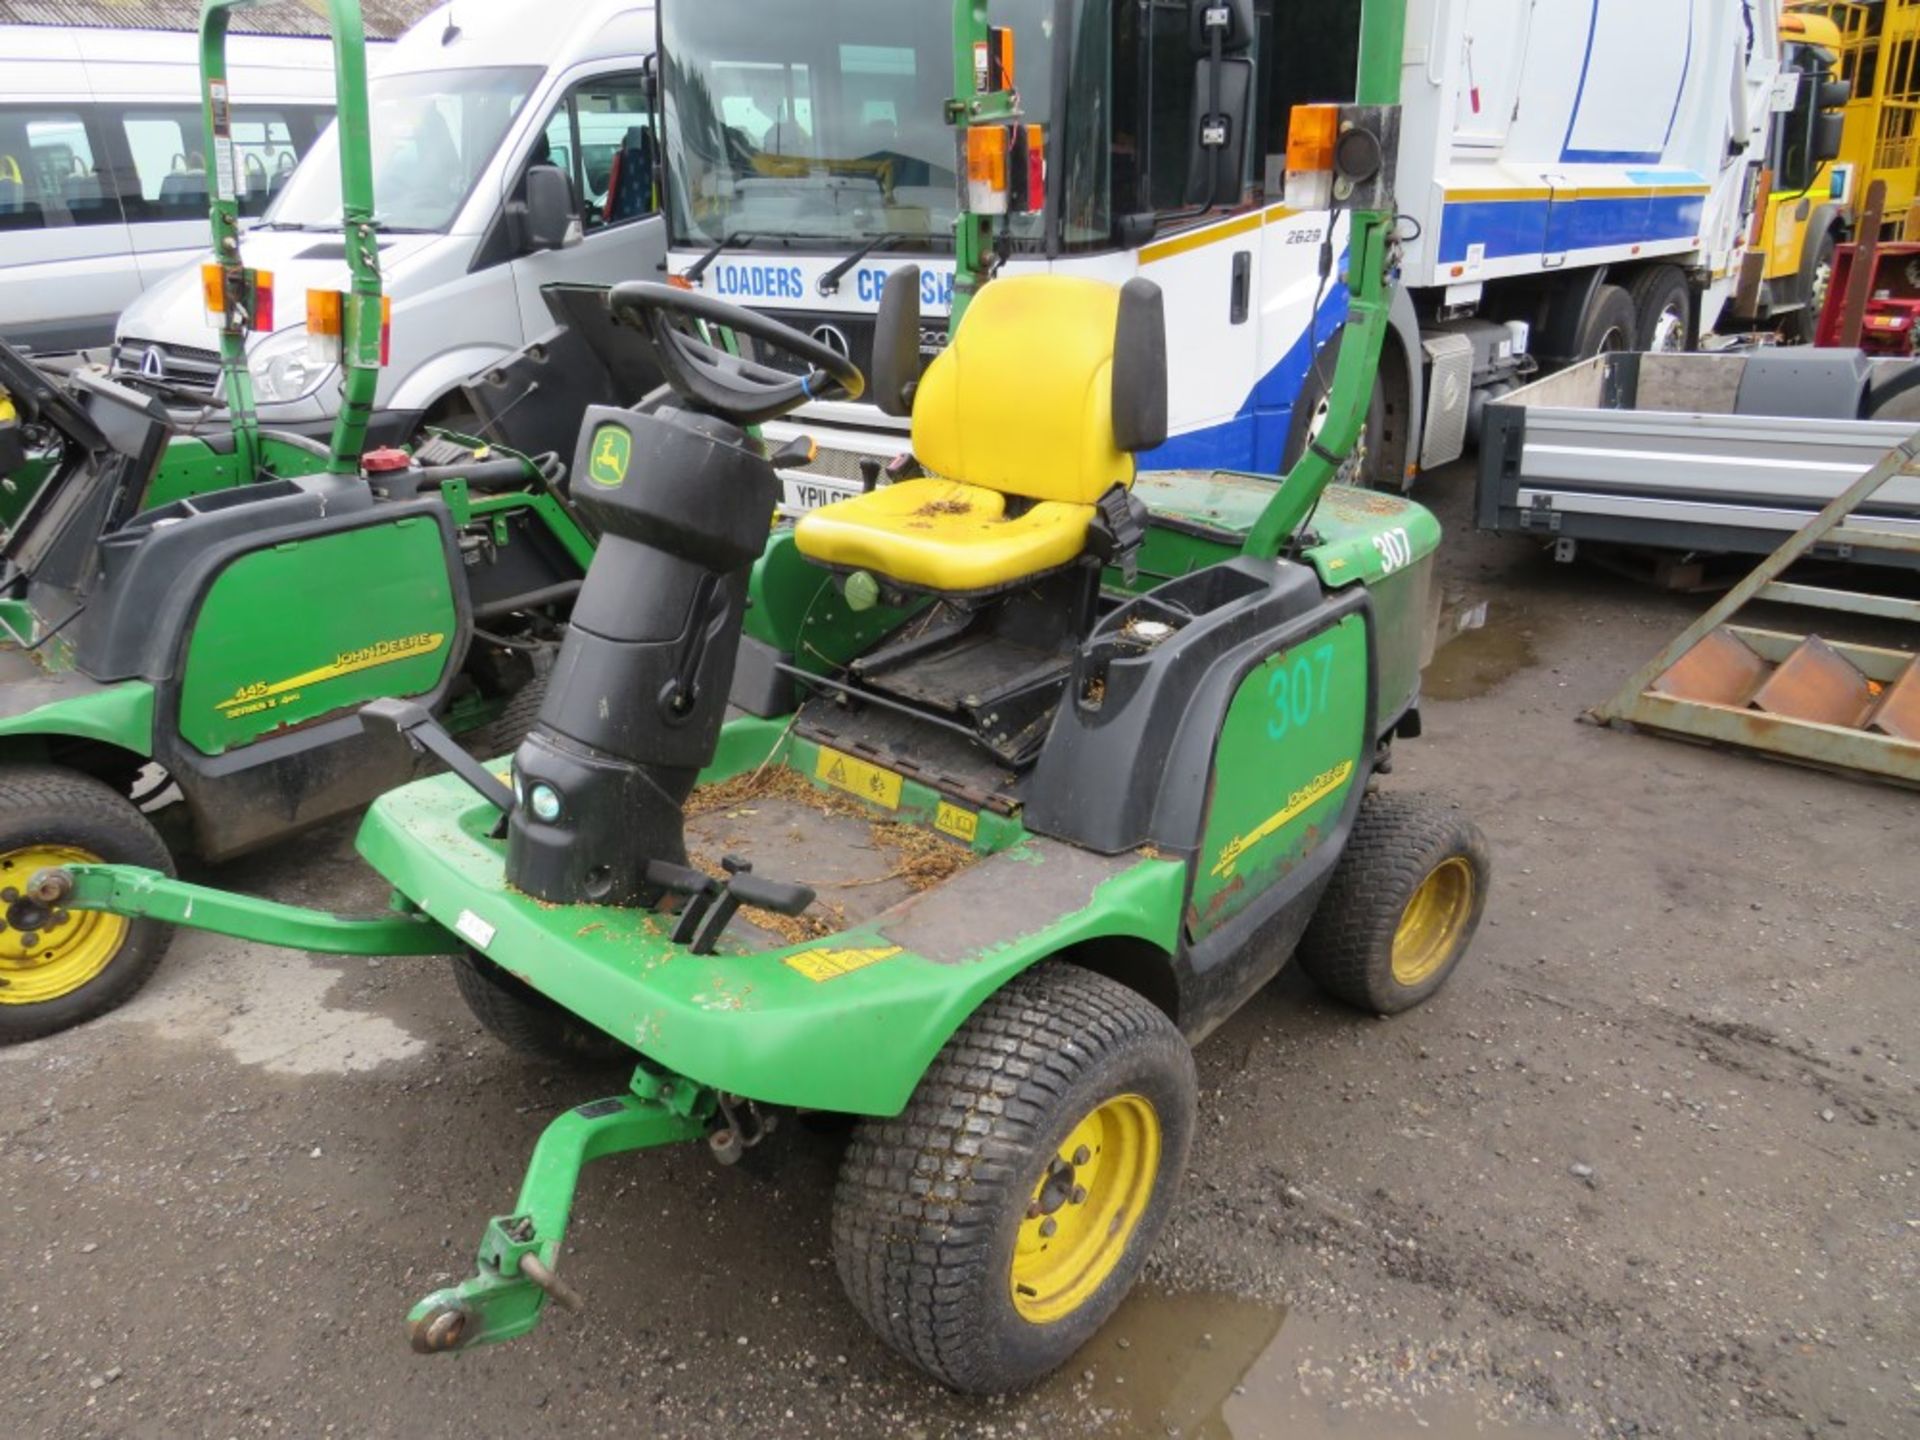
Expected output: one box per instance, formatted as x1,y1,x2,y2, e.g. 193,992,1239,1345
1391,855,1475,988
1009,1093,1160,1325
0,844,127,1006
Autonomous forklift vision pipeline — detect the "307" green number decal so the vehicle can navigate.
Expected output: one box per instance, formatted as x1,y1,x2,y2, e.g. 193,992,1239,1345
1266,642,1336,740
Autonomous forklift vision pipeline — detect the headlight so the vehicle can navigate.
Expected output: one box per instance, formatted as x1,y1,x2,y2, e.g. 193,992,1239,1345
247,329,335,404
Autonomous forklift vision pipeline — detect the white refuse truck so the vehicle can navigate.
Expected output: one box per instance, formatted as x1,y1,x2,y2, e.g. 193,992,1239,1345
653,0,1784,500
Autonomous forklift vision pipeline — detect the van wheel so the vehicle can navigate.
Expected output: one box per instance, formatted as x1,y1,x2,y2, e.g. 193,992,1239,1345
0,766,176,1042
833,964,1196,1393
450,950,631,1065
1628,267,1692,352
1294,792,1489,1015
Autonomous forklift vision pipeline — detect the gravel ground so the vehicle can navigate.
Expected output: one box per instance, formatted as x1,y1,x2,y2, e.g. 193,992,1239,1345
1,463,1914,1439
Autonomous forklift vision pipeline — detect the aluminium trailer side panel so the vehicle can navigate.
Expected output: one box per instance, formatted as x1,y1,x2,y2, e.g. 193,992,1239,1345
1478,356,1920,567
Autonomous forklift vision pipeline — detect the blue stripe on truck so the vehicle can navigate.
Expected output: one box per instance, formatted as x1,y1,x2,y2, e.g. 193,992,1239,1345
1436,192,1705,265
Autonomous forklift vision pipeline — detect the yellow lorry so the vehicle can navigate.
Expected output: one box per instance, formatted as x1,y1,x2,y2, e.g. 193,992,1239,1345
1754,2,1920,338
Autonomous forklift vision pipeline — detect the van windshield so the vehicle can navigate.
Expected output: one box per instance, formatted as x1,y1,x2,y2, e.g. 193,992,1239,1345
660,0,1057,251
265,65,539,234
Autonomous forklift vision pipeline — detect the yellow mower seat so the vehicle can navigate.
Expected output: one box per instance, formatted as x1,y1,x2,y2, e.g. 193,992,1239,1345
794,274,1166,594
793,478,1097,593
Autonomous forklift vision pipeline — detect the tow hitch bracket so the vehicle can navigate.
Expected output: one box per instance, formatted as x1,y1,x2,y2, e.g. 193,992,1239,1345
407,1072,715,1355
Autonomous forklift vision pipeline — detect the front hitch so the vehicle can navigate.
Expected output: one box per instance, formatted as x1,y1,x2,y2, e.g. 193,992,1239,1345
407,1068,715,1354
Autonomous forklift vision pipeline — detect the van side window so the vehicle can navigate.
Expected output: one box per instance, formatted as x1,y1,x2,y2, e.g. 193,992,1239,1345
118,107,306,220
0,108,121,230
534,73,655,234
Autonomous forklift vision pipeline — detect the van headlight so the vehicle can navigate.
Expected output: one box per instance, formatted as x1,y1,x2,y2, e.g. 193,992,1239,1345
247,329,334,404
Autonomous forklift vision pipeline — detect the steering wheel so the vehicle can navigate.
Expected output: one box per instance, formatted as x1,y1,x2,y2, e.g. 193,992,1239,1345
0,338,106,453
607,281,864,427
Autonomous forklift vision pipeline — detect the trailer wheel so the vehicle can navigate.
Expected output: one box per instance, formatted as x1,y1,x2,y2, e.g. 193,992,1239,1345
0,765,175,1043
1293,791,1489,1015
1573,284,1639,360
832,964,1196,1393
449,950,632,1065
1628,267,1692,353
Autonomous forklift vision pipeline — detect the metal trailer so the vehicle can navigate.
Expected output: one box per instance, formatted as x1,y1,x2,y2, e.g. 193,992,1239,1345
1476,347,1920,566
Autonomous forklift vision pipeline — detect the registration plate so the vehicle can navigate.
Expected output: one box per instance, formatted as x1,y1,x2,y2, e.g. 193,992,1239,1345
781,475,862,513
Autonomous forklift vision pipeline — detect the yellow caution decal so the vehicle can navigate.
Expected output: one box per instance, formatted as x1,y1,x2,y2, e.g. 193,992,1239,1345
934,800,979,844
814,745,902,809
215,631,447,714
783,945,903,983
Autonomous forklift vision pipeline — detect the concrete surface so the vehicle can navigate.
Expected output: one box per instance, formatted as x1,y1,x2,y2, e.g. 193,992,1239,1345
1,464,1914,1439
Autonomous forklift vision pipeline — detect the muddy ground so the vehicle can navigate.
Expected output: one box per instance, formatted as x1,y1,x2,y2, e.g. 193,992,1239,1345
2,464,1914,1439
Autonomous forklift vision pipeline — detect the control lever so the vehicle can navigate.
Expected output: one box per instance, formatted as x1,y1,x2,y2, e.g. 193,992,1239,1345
659,573,726,719
768,434,817,470
645,859,722,944
690,855,816,956
858,457,883,493
360,698,516,816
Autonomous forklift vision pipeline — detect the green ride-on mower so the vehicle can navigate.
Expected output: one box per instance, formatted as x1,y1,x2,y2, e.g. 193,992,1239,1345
0,0,591,1041
27,0,1486,1393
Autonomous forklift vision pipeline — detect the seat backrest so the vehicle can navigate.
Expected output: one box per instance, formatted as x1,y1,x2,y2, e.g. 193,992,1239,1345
910,275,1166,505
605,126,654,224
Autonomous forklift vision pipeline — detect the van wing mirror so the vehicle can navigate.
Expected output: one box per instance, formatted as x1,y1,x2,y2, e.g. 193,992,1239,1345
518,164,577,253
870,266,923,418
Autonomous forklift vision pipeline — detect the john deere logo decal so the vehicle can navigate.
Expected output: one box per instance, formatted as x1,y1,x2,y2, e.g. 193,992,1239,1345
215,631,447,719
588,425,632,488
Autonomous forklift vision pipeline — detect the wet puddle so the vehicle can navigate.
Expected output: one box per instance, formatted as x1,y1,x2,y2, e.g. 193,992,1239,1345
1423,600,1539,701
1038,1288,1567,1438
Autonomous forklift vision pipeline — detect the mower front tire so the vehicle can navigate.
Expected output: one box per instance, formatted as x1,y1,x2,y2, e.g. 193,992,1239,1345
832,964,1196,1393
1293,791,1489,1015
449,950,632,1065
0,765,176,1043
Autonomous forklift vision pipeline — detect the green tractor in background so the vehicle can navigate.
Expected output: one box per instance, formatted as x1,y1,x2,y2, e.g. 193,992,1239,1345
0,0,591,1040
27,0,1488,1393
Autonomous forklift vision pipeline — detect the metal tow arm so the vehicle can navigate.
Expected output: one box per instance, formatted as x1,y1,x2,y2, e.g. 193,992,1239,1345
408,1069,715,1353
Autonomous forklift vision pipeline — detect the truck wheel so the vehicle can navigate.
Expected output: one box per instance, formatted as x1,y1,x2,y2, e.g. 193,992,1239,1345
1574,284,1639,360
1284,334,1394,489
1789,233,1838,344
0,765,175,1043
832,964,1196,1393
1628,267,1692,353
1293,792,1489,1015
449,950,631,1065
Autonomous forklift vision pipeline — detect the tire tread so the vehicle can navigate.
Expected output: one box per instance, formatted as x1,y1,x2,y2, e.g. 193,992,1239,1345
832,964,1193,1392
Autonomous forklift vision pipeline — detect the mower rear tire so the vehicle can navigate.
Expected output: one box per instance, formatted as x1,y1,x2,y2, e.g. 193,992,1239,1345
832,964,1195,1393
481,675,548,759
0,765,175,1043
449,950,632,1065
1293,791,1489,1015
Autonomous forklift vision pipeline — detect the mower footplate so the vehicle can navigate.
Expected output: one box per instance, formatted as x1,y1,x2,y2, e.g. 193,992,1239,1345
407,1072,713,1354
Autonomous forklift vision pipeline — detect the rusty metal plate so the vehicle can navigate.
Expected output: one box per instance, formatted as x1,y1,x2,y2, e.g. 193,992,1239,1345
1868,658,1920,741
1749,635,1877,729
1651,627,1769,707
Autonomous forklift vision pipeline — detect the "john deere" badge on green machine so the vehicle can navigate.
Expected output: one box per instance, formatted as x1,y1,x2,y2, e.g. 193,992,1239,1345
587,424,632,488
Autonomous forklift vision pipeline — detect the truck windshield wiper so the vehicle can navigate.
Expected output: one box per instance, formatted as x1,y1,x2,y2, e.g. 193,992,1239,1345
682,232,756,287
816,233,902,297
